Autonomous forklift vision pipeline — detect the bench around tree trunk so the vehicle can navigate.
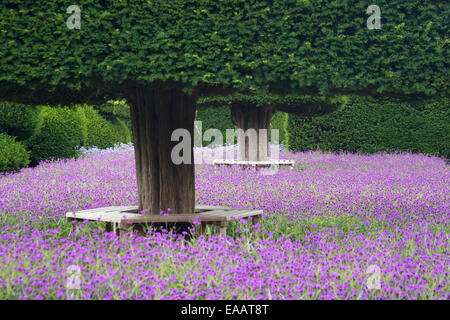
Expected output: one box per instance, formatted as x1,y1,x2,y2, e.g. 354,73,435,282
66,205,263,238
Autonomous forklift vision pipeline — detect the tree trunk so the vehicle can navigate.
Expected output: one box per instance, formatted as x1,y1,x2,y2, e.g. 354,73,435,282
127,82,197,216
230,103,273,161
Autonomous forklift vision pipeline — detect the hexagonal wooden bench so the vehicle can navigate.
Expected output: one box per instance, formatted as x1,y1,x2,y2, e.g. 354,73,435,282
66,205,262,238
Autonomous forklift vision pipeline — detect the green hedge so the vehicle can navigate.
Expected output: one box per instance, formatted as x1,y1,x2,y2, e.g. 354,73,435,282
195,106,234,146
288,97,450,159
0,102,41,140
27,106,87,164
0,103,132,167
83,105,114,149
82,105,131,149
108,118,132,146
94,100,130,120
270,111,289,147
0,132,30,173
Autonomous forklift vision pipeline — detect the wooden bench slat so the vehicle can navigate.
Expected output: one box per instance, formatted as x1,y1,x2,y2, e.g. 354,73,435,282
201,209,262,220
120,206,139,213
200,209,236,215
75,206,137,214
195,205,230,211
121,205,229,214
123,214,227,224
202,210,248,217
213,159,294,166
67,211,138,223
224,210,263,220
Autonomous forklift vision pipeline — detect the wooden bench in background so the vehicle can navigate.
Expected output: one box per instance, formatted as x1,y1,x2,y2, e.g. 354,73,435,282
213,159,295,169
66,205,263,238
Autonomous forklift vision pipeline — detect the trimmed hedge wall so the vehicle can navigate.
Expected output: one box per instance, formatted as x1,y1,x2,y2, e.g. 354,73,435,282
0,102,41,140
0,132,30,173
27,106,87,164
288,97,450,159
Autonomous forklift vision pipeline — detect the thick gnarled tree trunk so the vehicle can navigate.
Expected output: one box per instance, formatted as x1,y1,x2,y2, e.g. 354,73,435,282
127,83,197,216
231,103,273,161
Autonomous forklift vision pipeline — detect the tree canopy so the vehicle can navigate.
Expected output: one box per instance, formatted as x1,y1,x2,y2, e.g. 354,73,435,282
1,0,448,105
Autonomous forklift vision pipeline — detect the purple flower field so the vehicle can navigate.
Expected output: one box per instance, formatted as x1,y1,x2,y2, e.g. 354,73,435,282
0,147,448,299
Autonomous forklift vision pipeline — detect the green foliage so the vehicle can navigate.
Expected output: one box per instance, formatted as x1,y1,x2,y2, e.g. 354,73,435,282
108,118,132,145
288,97,450,159
195,106,235,146
0,132,30,173
258,213,391,241
0,1,448,105
82,105,115,149
119,118,132,134
198,93,329,108
270,112,289,147
27,106,87,164
81,105,131,149
94,100,130,120
0,102,41,140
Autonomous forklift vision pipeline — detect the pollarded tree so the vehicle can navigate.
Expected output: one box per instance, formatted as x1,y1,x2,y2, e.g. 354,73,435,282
0,1,448,215
198,94,340,161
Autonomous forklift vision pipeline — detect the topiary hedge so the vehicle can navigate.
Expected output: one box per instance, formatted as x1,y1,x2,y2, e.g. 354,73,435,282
108,118,132,146
27,106,87,164
81,105,131,149
0,101,41,140
0,132,30,173
11,104,133,165
288,97,450,159
270,111,289,147
94,100,131,120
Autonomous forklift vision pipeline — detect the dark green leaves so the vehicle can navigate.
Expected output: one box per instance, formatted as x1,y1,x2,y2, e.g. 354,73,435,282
0,0,448,105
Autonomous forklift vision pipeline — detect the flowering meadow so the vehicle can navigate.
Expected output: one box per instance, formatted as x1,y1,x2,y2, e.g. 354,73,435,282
0,144,448,299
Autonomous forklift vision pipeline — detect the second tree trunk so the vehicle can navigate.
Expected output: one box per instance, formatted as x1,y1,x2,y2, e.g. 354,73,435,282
230,103,273,161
